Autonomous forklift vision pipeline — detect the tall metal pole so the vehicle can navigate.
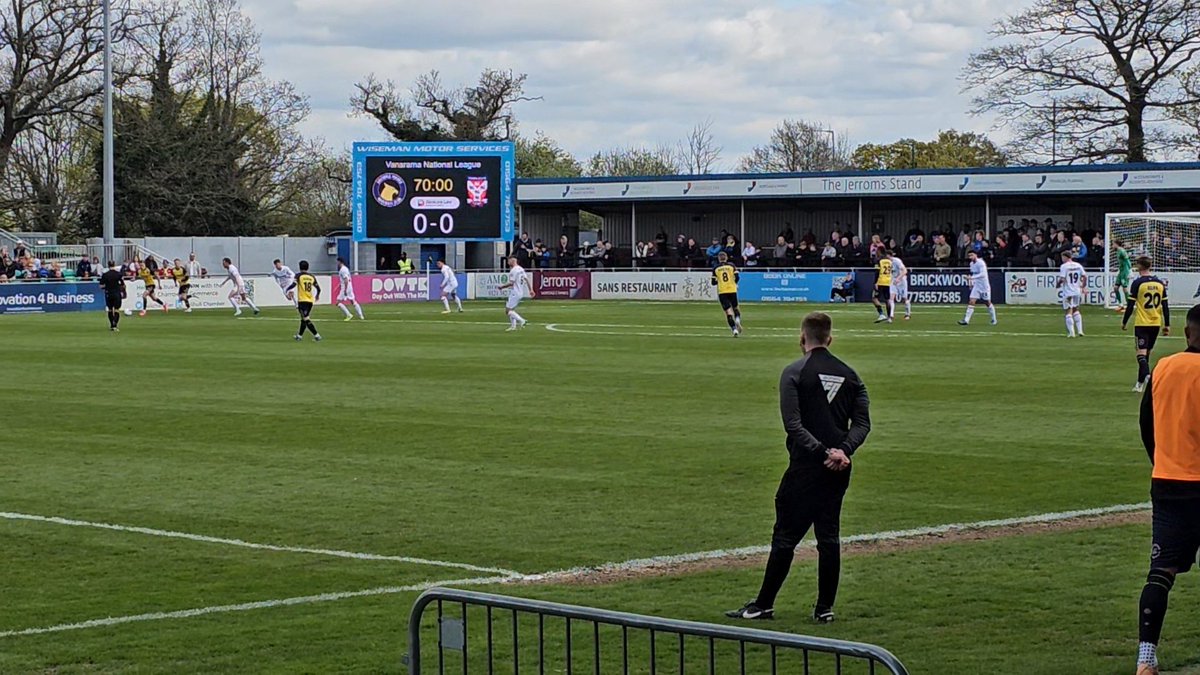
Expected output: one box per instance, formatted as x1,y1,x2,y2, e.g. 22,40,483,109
102,0,114,248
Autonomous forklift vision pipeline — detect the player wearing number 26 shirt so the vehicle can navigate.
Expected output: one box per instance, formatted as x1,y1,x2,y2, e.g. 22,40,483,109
711,251,742,337
1124,256,1171,393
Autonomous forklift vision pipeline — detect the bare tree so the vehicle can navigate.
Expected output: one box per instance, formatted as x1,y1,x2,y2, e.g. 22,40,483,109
0,115,91,235
964,0,1200,164
0,0,133,177
737,119,851,172
678,119,722,174
351,69,539,141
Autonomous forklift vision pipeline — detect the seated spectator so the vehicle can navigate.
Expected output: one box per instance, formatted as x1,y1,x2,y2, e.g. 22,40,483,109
796,241,820,267
722,234,739,263
742,241,760,267
933,234,952,267
848,236,869,265
1070,234,1088,262
829,271,855,302
820,241,838,266
76,255,93,279
47,262,65,280
556,235,575,268
705,238,722,267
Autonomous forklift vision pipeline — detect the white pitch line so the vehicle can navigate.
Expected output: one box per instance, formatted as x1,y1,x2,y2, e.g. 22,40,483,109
0,502,1150,639
542,323,1134,340
0,575,516,639
516,501,1151,583
0,512,521,577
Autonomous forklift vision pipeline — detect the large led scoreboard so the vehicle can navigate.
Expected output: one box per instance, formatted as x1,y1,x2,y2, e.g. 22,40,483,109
351,141,515,242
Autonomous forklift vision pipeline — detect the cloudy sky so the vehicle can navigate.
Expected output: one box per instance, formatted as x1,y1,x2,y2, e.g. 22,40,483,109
241,0,1028,167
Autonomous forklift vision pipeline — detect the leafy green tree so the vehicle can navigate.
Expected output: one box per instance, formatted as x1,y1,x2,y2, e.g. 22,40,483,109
851,130,1008,170
515,132,581,178
586,145,680,177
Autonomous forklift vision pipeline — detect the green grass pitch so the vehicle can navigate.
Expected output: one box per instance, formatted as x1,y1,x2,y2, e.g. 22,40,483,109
0,300,1194,674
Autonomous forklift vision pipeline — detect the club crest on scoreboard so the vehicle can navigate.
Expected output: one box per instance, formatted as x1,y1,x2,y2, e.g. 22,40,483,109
466,176,488,207
373,173,407,208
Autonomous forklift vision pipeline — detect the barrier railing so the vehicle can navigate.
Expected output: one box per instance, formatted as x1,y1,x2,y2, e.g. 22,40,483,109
405,588,910,675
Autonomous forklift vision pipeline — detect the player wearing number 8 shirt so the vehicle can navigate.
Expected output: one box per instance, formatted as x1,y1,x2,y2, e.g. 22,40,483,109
711,252,742,337
287,260,322,342
1124,256,1171,392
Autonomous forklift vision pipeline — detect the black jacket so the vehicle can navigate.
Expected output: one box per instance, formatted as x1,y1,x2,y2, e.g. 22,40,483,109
779,348,871,473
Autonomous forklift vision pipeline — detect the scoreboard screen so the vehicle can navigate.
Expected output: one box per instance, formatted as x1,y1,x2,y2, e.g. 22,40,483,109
352,142,515,242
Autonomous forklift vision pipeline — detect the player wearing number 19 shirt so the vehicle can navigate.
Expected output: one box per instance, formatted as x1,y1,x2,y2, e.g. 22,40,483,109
958,250,997,326
711,251,742,337
1057,252,1087,337
1123,256,1171,392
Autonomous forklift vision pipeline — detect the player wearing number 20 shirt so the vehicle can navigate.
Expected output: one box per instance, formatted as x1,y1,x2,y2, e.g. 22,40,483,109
1123,256,1170,393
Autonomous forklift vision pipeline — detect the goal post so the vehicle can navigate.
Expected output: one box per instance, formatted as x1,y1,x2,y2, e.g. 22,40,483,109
1103,212,1200,308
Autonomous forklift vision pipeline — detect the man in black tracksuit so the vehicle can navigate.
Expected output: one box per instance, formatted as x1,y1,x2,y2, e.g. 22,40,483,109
727,311,871,623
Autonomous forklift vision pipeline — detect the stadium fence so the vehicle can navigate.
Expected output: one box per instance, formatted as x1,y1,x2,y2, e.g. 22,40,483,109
404,587,910,675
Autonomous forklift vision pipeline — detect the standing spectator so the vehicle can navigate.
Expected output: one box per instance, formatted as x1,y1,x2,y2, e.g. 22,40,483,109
836,236,852,266
397,252,415,274
681,238,701,267
780,223,795,244
514,231,533,257
773,236,794,264
1031,233,1050,268
674,234,687,262
1071,233,1088,263
957,227,972,262
1014,233,1034,266
848,236,868,266
186,253,202,280
801,230,817,247
598,241,614,268
1049,231,1071,268
742,241,760,267
992,235,1009,267
706,238,723,267
933,234,952,267
533,240,552,269
13,241,27,259
556,235,575,269
722,234,740,262
868,234,885,262
1089,235,1105,268
76,255,93,279
725,312,871,624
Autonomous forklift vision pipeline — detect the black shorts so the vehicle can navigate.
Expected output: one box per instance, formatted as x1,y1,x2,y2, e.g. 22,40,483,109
831,287,852,298
875,285,890,303
297,301,313,318
1136,326,1160,351
105,294,123,310
178,284,190,296
718,293,739,311
1151,494,1200,572
144,285,156,295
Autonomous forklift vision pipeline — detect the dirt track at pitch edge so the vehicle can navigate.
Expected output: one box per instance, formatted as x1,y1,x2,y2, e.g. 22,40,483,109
525,510,1150,587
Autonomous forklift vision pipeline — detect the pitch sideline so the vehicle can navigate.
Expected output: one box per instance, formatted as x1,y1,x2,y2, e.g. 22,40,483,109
0,501,1150,639
0,511,520,577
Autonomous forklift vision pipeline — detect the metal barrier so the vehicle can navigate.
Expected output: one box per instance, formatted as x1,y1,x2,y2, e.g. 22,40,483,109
405,588,909,675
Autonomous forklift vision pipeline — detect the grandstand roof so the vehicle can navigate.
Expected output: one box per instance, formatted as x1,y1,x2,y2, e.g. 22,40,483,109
515,162,1200,203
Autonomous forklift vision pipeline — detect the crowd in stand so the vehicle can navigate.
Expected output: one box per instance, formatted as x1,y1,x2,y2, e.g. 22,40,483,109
0,246,209,283
516,216,1143,271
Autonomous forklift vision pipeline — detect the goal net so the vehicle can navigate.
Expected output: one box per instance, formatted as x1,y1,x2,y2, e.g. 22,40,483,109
1104,212,1200,308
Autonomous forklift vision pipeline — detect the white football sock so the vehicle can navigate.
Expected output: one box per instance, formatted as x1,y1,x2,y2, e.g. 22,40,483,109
1074,312,1084,334
1066,315,1076,336
442,297,450,311
510,311,525,325
905,299,911,317
988,306,997,322
338,303,352,318
455,297,462,311
353,302,364,319
964,307,975,322
245,297,259,311
229,298,239,311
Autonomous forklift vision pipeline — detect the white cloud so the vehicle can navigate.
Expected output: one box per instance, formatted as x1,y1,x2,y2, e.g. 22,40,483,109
244,0,1029,165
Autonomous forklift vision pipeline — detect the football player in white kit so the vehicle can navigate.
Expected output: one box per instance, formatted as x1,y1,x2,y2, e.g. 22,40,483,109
335,257,365,321
271,259,297,305
888,250,911,321
1057,251,1088,337
498,256,534,331
437,260,463,314
219,257,260,316
958,250,997,326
